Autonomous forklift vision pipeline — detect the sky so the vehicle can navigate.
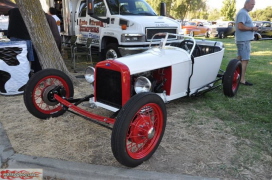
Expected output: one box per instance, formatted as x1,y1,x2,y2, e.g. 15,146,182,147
206,0,272,10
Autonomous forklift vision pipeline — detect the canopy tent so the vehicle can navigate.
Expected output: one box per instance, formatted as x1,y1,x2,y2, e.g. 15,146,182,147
0,0,17,15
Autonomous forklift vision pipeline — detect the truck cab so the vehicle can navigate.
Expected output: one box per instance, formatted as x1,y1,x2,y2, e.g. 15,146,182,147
48,0,182,60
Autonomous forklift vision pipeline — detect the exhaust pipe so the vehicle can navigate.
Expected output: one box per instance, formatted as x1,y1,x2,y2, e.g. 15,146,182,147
160,2,166,16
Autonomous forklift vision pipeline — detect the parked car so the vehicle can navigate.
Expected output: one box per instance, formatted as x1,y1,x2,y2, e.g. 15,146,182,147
182,21,210,37
203,21,216,28
253,21,272,38
23,33,242,167
211,21,235,39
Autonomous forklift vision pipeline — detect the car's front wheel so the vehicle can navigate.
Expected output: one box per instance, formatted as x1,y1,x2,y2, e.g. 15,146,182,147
23,69,74,119
111,92,167,167
223,59,242,97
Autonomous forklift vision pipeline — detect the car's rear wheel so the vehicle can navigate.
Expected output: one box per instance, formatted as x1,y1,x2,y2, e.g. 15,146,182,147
24,69,74,119
111,92,167,167
223,59,242,97
219,32,224,39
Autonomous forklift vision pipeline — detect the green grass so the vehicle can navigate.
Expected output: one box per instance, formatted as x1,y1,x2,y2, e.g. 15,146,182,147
193,37,272,173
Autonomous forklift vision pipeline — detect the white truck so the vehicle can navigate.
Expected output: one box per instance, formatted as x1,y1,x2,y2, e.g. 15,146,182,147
41,0,182,60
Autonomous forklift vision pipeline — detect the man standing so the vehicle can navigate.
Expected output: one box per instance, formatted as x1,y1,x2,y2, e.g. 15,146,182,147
235,0,258,86
48,7,61,34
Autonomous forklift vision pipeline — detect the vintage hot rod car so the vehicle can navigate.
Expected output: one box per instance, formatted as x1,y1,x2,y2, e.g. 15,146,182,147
210,21,235,39
182,21,210,38
253,21,272,39
23,33,242,167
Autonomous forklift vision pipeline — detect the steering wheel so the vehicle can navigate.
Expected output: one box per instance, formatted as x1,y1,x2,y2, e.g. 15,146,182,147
179,40,202,57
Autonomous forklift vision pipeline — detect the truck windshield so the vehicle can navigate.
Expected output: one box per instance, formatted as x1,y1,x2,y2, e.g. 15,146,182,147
106,0,157,16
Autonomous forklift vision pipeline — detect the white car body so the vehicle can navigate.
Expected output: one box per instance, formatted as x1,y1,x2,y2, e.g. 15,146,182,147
90,34,225,112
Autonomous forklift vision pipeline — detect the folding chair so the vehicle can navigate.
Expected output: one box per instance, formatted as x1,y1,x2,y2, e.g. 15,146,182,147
72,38,93,72
62,35,77,60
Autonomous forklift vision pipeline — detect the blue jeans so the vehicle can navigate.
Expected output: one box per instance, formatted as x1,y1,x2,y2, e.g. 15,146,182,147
10,37,35,62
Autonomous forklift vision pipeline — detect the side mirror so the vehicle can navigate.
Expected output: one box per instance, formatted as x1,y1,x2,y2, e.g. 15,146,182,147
86,0,109,24
87,0,94,15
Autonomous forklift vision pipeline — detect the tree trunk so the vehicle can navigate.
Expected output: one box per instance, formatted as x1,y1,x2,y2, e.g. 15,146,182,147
14,0,77,83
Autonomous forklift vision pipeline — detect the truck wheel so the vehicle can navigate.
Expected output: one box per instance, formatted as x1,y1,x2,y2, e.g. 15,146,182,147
24,69,74,119
223,59,242,97
105,43,121,60
111,92,167,167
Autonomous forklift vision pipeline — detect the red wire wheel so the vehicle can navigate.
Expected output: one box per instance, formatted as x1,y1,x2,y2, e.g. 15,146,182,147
231,64,241,91
111,92,166,167
223,59,242,97
24,69,74,119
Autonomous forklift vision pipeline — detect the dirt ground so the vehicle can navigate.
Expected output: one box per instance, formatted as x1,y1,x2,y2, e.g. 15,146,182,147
0,68,271,180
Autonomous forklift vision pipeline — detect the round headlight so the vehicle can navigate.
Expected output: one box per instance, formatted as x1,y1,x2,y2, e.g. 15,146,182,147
85,66,95,83
134,76,151,94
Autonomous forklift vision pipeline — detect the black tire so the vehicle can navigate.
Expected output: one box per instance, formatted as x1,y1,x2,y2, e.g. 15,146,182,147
104,43,121,60
205,31,210,38
24,69,74,119
254,34,259,41
111,92,167,167
219,32,224,39
223,59,242,97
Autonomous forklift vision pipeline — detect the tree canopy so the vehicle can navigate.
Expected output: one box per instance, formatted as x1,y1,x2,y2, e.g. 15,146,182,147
9,0,272,26
250,6,272,21
146,0,272,22
146,0,207,21
220,0,236,21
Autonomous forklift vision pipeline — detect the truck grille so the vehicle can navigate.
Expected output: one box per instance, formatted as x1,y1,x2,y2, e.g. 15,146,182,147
146,28,177,41
96,68,122,109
